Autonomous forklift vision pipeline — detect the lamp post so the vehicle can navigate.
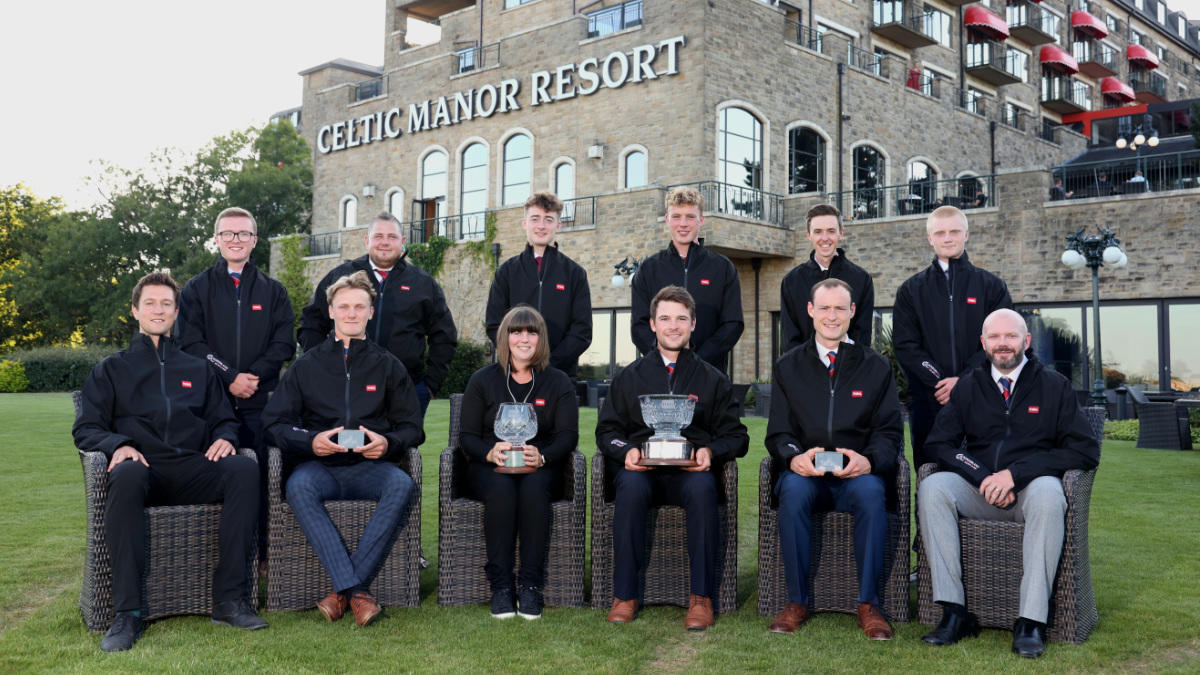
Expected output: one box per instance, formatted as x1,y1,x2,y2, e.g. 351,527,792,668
1114,113,1159,175
1061,227,1128,407
611,256,639,288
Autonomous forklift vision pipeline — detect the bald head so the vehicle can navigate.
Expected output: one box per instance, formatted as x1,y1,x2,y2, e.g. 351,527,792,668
982,309,1027,337
981,309,1030,373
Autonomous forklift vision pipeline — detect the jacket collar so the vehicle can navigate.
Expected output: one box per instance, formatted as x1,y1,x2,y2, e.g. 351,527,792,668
354,253,409,277
807,248,846,271
930,250,973,273
662,240,706,264
129,332,176,360
215,256,256,280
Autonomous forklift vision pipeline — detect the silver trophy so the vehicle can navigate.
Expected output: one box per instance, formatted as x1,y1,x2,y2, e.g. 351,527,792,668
638,394,697,466
494,402,538,474
337,429,365,451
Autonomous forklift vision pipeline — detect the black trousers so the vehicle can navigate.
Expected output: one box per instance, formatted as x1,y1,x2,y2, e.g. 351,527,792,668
234,406,268,556
907,384,940,470
612,468,719,601
466,462,554,591
105,452,258,613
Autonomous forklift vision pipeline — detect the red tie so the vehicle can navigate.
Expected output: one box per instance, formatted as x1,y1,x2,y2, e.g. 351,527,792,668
535,256,543,274
828,351,837,378
377,269,389,281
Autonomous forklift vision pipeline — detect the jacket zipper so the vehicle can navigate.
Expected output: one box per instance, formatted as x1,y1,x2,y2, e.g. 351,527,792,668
826,360,837,450
536,252,544,312
947,263,957,373
373,274,387,344
158,341,172,449
343,348,353,429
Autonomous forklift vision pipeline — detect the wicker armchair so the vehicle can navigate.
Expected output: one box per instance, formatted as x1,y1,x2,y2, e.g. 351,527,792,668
915,406,1105,644
437,394,587,607
73,391,258,633
265,444,421,611
757,452,911,621
589,453,739,614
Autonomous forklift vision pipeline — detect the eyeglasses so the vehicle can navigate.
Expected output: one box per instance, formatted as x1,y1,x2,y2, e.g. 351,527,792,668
217,231,256,242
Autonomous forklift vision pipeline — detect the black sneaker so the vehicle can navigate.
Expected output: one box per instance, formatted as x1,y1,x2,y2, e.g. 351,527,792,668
212,599,269,630
100,611,143,652
490,587,516,619
517,587,543,620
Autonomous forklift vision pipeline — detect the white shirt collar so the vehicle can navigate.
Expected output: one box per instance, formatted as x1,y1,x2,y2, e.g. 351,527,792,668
816,337,853,367
992,356,1029,389
937,259,950,273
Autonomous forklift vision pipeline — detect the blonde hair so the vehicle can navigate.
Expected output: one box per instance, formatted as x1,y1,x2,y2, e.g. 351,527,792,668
213,207,257,235
926,205,968,234
325,270,376,305
665,186,703,211
496,305,551,371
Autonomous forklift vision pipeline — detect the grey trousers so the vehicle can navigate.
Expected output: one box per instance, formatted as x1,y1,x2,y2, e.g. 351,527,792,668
919,472,1066,623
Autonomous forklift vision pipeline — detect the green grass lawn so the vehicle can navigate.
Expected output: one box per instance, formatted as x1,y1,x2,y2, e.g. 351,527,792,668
1,393,1198,673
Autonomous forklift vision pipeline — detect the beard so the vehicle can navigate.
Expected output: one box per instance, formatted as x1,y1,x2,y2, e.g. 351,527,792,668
987,347,1021,370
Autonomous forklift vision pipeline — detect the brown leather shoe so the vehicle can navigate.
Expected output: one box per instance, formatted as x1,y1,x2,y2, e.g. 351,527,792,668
685,594,714,631
607,598,638,624
769,601,811,634
857,602,894,640
349,591,383,627
316,592,348,622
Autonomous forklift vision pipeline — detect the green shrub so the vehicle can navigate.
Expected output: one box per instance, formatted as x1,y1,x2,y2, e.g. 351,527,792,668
10,345,121,392
0,360,29,392
439,340,490,396
1104,419,1139,441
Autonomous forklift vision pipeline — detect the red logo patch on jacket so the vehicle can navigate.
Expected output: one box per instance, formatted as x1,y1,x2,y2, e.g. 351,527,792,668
251,304,263,311
966,297,978,304
535,398,546,406
366,384,377,392
851,390,863,398
700,279,711,286
400,285,411,291
1027,406,1040,414
555,283,565,291
687,394,699,401
181,380,193,388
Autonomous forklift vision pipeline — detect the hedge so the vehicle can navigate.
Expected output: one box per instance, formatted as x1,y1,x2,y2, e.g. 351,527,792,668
9,345,121,392
439,340,490,396
0,360,29,393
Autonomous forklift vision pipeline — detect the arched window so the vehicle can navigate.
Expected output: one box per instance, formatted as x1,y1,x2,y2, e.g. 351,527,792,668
502,133,532,205
907,160,938,213
623,150,646,188
386,188,405,219
554,161,576,222
460,142,488,238
718,107,763,189
852,144,886,219
788,127,826,194
340,195,358,229
419,150,448,240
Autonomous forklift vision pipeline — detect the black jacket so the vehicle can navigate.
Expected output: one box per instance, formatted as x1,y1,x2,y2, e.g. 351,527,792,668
630,241,743,371
925,357,1100,492
263,335,425,467
178,258,296,410
765,339,902,485
892,252,1012,393
460,363,579,466
780,249,875,350
596,348,749,475
73,334,238,462
485,244,592,378
298,254,457,393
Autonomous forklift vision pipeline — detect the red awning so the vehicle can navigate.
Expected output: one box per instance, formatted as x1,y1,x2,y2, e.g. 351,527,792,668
1071,10,1108,39
1040,44,1080,74
1127,43,1160,69
1101,77,1135,102
965,6,1010,40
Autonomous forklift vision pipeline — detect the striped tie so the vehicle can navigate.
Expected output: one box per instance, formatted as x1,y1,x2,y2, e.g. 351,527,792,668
828,351,837,378
999,377,1012,407
667,361,675,384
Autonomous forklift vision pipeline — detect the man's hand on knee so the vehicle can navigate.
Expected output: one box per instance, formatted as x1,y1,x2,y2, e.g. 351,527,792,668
205,439,236,462
108,445,148,472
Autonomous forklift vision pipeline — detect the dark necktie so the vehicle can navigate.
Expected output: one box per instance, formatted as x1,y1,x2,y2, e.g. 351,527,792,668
999,377,1012,407
535,256,543,274
667,361,676,384
229,272,241,295
827,351,837,378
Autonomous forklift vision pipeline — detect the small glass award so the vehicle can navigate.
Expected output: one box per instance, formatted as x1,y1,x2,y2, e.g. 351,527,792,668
337,429,365,451
638,394,697,467
813,451,844,474
494,402,538,474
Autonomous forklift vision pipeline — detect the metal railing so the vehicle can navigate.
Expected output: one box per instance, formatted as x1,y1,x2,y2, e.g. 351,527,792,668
871,1,936,38
1071,40,1116,71
352,75,386,103
965,40,1025,79
309,231,340,257
1041,76,1092,110
825,175,996,220
559,196,596,227
952,86,995,116
1052,150,1200,197
672,181,788,228
908,71,944,99
1040,119,1059,143
586,0,642,39
1006,1,1058,36
1130,70,1168,99
783,18,822,52
453,42,501,75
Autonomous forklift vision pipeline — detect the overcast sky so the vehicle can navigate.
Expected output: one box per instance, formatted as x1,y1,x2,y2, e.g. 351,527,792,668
3,0,1199,210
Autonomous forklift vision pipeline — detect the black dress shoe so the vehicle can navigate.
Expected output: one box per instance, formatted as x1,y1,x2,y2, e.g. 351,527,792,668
922,608,981,646
100,611,143,652
212,599,269,630
1012,617,1047,658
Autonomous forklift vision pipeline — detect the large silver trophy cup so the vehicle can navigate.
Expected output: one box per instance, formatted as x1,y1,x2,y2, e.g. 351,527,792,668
638,394,697,466
494,402,538,474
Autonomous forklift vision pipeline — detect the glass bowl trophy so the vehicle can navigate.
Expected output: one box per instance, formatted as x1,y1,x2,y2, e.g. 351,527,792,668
637,394,697,467
494,402,538,474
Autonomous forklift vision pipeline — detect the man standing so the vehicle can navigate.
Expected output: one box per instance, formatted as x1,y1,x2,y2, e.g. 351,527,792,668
631,187,743,374
779,204,875,350
179,206,296,562
765,279,902,639
598,286,749,630
299,212,456,416
892,205,1011,472
74,271,267,653
265,271,423,627
486,191,592,378
919,309,1099,658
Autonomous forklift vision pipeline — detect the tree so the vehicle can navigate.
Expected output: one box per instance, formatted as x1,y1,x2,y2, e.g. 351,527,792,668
276,234,313,332
225,120,313,271
0,185,66,350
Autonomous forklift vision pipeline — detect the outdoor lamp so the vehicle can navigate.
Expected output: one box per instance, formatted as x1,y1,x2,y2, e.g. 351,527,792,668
1134,132,1146,146
1061,249,1086,269
1115,137,1128,149
612,256,639,288
1148,135,1159,147
1062,226,1127,407
611,272,625,288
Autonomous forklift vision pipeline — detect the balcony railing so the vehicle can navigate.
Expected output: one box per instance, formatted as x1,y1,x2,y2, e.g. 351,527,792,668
966,40,1025,83
453,42,501,75
871,1,939,47
783,18,822,52
308,231,341,257
1052,150,1200,197
1130,70,1168,99
1041,75,1092,111
826,175,996,220
1006,1,1059,43
952,86,995,116
1072,39,1116,75
586,0,642,39
352,75,386,103
672,181,788,228
559,196,596,227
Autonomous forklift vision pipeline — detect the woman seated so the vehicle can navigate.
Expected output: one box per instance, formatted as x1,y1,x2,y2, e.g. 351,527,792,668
460,305,579,620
